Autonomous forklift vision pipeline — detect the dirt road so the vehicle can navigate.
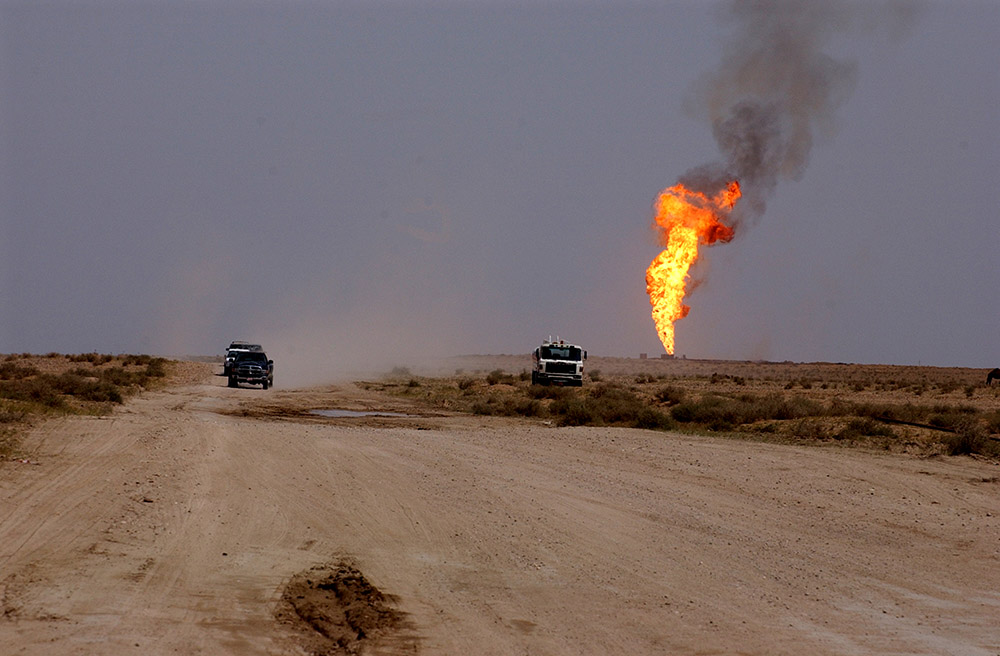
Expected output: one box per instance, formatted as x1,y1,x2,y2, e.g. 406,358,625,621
2,371,999,655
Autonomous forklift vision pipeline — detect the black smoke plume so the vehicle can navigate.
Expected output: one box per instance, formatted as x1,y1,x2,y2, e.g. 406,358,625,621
681,0,919,223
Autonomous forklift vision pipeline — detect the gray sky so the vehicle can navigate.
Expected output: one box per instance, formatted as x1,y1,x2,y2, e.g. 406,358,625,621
1,0,997,378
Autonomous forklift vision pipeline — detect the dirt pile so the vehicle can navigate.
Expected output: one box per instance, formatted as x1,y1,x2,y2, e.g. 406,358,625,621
278,560,407,655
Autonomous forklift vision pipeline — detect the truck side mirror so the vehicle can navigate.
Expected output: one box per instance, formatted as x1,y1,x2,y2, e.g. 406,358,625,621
583,351,588,360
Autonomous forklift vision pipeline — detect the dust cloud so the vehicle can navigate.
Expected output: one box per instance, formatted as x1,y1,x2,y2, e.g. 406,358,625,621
255,303,469,389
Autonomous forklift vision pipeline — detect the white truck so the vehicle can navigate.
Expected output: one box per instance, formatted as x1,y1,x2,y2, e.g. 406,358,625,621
531,337,587,387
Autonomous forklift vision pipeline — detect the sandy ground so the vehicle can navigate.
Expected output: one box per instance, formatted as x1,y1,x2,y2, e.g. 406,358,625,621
1,365,999,655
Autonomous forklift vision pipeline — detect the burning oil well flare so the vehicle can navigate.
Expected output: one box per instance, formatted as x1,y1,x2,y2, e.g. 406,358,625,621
643,0,916,355
646,181,740,355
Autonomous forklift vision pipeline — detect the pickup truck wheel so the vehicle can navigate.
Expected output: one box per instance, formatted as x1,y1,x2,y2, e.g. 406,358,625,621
228,376,237,388
261,381,268,390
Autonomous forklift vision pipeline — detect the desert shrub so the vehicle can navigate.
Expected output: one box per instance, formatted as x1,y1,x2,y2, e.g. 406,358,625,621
526,385,571,400
932,403,977,415
518,370,530,382
836,418,894,441
0,370,127,406
585,386,649,424
471,401,495,416
633,407,675,430
407,378,421,388
503,398,544,417
486,369,509,385
144,358,167,378
68,352,113,364
0,377,65,407
542,385,672,429
928,413,962,431
983,410,1000,434
457,378,475,391
0,404,26,424
848,401,924,424
51,373,122,403
787,418,832,440
670,393,822,430
655,385,686,405
944,420,992,456
0,362,40,380
93,366,131,386
670,395,736,430
780,395,825,419
635,373,657,384
589,369,602,382
551,397,597,426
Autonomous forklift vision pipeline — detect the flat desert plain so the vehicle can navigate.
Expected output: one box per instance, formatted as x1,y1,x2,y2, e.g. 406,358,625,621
1,356,998,655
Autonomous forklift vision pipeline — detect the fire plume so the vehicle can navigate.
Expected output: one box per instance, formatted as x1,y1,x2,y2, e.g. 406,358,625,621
645,180,741,354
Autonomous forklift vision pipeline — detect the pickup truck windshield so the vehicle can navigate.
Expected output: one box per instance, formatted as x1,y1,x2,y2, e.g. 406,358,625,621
540,346,582,361
235,352,268,364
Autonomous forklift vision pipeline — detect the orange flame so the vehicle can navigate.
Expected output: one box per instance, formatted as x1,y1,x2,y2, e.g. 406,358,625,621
645,180,741,354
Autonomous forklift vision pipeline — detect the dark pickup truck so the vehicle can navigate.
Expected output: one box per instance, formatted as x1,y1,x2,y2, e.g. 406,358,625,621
228,351,274,389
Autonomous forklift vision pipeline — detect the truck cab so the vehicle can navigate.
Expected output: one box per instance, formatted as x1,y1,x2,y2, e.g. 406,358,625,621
532,338,587,387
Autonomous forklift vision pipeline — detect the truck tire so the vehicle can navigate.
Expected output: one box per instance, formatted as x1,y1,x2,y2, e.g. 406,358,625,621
228,376,237,388
261,380,268,390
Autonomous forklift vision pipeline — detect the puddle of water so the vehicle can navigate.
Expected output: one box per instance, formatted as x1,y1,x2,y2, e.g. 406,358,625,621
310,409,415,418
